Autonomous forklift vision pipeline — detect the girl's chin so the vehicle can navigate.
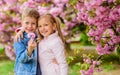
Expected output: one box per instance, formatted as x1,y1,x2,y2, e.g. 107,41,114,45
42,34,47,37
42,34,48,37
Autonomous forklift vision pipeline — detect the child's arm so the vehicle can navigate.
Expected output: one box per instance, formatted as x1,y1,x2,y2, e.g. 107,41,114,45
14,39,35,63
51,41,68,75
27,37,37,56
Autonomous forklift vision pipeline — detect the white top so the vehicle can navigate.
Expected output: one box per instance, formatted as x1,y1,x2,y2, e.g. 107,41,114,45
38,31,68,75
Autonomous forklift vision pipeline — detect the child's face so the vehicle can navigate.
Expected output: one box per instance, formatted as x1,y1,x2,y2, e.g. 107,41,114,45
22,16,37,33
38,17,56,38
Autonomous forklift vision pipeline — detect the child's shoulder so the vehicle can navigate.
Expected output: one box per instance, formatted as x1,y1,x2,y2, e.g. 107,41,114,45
49,37,63,46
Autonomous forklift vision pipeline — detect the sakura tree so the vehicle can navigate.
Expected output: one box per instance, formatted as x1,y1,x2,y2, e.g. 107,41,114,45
76,0,120,74
0,0,120,74
0,0,21,60
0,0,81,60
76,0,120,55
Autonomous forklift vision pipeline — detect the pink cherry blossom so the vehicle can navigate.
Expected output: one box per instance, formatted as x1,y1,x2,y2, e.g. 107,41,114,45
27,32,36,39
61,0,69,4
5,45,16,60
86,58,91,64
0,1,120,74
38,6,50,15
53,0,60,4
0,24,4,31
4,0,17,6
49,7,63,16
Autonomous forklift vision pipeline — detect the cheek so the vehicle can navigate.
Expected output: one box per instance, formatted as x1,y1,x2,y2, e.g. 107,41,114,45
22,23,25,27
23,26,27,29
33,26,37,29
50,26,55,32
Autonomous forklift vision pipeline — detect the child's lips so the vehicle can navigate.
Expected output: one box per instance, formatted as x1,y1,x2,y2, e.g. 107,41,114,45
42,31,47,34
27,29,33,32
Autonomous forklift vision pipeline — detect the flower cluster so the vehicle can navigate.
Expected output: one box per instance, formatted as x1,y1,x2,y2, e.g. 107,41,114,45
76,0,120,55
80,54,102,75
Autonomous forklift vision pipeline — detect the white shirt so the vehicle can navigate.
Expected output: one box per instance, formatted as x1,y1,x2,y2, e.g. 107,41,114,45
38,31,68,75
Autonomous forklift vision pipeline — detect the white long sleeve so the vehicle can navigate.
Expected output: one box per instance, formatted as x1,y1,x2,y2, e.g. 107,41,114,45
51,40,68,75
38,31,68,75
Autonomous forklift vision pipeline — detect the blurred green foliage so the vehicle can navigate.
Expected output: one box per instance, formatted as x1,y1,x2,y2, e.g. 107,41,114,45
69,63,81,75
102,63,116,71
0,47,4,52
0,47,119,75
71,23,93,46
67,48,120,75
100,53,120,64
80,33,92,46
0,60,14,75
0,47,5,55
68,0,78,6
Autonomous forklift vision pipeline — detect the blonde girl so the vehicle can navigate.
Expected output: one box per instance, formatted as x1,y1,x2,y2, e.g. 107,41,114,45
37,13,68,75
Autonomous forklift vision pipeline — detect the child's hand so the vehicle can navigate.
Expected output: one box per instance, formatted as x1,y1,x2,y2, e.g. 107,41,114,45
14,30,24,42
27,37,37,56
14,27,25,42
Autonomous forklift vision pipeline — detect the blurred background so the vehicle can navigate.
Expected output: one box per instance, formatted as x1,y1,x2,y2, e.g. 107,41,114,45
0,0,120,75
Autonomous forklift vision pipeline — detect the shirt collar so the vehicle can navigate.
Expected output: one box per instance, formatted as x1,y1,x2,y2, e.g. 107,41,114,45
43,31,58,41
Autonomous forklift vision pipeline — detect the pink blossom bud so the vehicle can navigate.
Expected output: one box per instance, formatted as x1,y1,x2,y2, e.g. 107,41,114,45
27,32,35,39
86,58,91,64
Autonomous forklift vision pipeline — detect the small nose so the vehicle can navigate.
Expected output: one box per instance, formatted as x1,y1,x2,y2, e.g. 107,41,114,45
28,24,32,28
42,26,46,31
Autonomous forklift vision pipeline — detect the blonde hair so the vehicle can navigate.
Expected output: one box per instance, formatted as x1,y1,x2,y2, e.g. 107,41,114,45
22,7,39,20
38,13,65,43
